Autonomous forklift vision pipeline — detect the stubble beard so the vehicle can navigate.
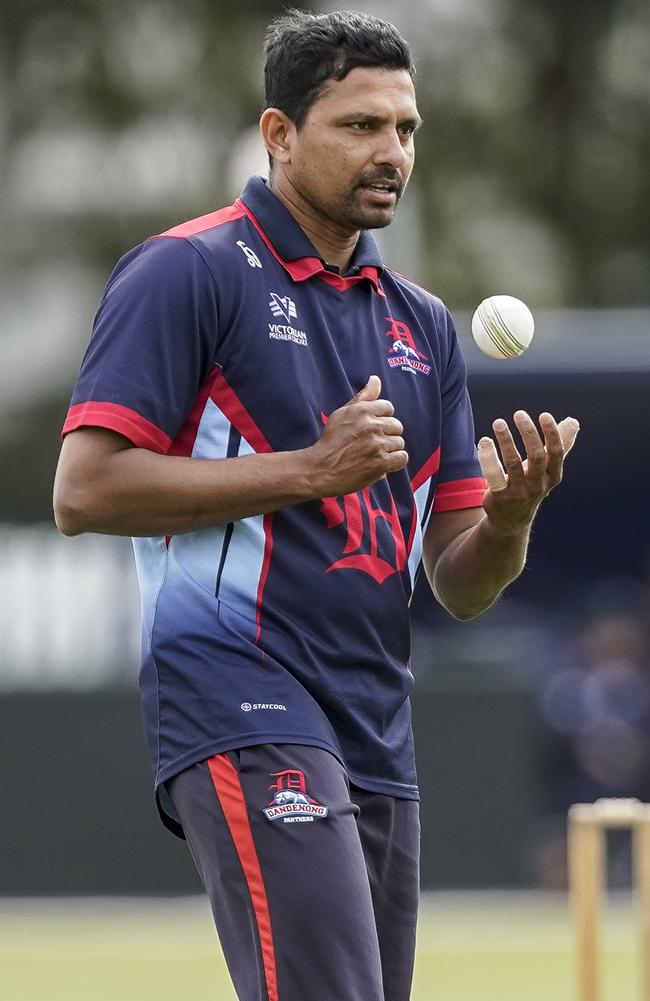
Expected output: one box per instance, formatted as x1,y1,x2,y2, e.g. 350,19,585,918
302,180,403,233
340,188,401,230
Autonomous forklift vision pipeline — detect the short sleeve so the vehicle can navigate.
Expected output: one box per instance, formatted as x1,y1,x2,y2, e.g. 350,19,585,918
62,237,219,453
433,310,487,512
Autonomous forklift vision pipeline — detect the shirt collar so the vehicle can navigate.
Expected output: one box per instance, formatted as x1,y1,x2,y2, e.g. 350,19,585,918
237,175,385,295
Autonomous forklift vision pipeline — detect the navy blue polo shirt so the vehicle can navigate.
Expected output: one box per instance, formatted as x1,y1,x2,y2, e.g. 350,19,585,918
63,175,486,835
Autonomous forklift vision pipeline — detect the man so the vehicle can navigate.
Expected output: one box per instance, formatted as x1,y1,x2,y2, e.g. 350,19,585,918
54,10,579,1001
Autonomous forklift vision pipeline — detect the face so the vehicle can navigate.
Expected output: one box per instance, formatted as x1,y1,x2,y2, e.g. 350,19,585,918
281,66,420,232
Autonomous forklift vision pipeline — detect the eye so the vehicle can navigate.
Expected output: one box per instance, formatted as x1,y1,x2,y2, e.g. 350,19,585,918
398,124,416,137
348,121,373,131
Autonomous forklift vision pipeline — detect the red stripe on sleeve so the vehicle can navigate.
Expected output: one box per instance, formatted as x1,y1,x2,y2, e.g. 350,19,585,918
62,402,171,453
210,370,273,454
432,476,487,512
410,447,441,494
207,755,279,1001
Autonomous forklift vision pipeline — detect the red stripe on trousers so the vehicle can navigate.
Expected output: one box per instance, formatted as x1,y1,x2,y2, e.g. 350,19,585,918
207,754,279,1001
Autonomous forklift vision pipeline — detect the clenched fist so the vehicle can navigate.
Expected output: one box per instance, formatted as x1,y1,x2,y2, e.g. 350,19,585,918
306,375,408,497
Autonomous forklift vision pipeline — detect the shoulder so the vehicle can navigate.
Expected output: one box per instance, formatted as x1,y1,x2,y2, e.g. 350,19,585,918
154,202,248,243
105,202,251,297
382,267,452,326
139,200,265,291
148,200,251,271
110,232,202,275
382,266,458,356
101,237,213,309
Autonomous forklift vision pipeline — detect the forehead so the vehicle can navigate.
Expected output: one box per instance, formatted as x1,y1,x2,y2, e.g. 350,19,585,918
309,66,418,120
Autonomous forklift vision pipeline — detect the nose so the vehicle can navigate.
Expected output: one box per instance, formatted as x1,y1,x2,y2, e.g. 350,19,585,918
372,128,409,170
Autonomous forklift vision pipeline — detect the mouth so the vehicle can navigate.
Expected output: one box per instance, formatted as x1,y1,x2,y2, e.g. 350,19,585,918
359,181,400,205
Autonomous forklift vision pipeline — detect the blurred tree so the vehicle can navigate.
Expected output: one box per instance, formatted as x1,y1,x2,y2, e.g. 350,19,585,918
505,0,649,304
392,0,649,305
0,0,648,520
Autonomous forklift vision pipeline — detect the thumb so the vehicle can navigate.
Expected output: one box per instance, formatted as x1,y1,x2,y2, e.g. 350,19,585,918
557,416,580,455
350,375,382,404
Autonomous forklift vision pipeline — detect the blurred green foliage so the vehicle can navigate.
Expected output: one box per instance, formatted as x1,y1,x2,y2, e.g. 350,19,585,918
0,0,648,520
2,0,648,301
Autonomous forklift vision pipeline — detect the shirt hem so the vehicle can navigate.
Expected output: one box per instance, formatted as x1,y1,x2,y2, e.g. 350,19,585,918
155,732,344,791
154,733,418,837
346,770,420,801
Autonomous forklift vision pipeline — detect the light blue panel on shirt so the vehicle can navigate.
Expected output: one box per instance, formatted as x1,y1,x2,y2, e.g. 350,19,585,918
191,396,232,459
132,536,169,652
216,435,266,622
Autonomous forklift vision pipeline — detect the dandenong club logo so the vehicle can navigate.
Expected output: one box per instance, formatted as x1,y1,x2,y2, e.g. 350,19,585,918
263,769,329,824
385,317,431,376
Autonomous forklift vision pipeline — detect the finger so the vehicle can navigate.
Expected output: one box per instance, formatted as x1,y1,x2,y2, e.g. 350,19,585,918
385,449,409,473
478,436,508,493
376,416,404,436
350,375,381,404
556,416,580,455
360,398,395,418
538,412,565,484
492,418,527,489
514,410,546,490
383,435,406,453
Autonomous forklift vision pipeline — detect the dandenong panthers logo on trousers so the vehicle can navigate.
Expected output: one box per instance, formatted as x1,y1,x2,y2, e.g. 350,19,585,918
263,769,329,824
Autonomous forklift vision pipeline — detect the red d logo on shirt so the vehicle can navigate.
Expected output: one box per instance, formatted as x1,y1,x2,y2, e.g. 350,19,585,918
319,488,407,584
318,410,408,583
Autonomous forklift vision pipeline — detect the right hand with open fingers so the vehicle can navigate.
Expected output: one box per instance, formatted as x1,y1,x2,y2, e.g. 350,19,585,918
477,410,580,536
307,375,409,497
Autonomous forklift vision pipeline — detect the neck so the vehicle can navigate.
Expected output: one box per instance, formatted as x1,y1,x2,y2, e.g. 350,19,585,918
268,173,360,273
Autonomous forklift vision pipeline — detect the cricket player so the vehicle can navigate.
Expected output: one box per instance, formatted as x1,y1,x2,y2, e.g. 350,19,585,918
53,10,579,1001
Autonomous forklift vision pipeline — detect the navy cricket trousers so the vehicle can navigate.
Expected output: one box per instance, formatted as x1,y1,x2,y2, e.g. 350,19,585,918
167,744,420,1001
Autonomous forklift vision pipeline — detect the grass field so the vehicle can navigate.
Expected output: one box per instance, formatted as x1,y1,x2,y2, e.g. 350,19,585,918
0,892,639,1000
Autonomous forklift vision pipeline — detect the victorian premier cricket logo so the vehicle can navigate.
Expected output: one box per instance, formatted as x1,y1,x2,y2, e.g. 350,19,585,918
268,292,308,346
263,769,329,824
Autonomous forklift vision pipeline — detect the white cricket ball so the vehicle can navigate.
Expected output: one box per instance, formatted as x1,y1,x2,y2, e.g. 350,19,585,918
471,295,534,359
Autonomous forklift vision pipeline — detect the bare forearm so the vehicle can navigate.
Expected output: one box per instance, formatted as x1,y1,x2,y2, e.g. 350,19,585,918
55,446,317,536
431,514,532,620
55,378,411,538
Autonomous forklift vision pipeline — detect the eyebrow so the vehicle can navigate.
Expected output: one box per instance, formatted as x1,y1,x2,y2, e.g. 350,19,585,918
337,112,424,131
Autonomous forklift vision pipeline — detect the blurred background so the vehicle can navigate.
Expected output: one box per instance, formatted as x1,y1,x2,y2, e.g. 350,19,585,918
1,0,649,997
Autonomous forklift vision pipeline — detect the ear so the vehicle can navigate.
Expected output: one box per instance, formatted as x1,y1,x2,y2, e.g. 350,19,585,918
259,108,294,166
